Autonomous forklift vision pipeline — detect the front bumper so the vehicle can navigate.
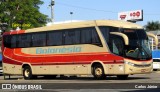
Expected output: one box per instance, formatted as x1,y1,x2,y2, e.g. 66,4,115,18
125,61,152,74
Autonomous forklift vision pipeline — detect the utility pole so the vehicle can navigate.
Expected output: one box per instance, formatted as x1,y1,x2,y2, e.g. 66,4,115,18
70,12,73,22
51,0,55,23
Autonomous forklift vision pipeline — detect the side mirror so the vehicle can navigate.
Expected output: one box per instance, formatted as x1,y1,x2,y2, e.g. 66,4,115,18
110,32,129,45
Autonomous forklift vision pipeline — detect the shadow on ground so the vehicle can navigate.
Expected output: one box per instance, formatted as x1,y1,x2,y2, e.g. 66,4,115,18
1,75,150,81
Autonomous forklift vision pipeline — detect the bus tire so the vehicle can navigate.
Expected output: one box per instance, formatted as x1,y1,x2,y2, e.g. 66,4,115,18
92,64,105,80
117,75,128,80
23,66,33,80
153,69,157,71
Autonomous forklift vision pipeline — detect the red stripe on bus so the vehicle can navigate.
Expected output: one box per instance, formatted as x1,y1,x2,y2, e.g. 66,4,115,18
3,48,151,66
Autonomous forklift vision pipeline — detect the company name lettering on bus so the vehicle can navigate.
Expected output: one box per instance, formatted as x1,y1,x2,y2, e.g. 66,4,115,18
36,46,82,54
12,23,31,28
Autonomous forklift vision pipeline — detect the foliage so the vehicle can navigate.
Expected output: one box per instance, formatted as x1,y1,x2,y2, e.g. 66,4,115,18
0,0,50,31
145,21,160,31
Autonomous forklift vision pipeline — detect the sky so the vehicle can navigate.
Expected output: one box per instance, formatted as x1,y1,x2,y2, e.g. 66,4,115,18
39,0,160,26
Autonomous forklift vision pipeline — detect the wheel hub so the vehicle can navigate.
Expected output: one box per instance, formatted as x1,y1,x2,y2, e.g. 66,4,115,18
95,68,102,76
24,69,30,77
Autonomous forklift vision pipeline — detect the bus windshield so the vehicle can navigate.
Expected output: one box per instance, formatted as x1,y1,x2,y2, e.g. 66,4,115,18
99,27,151,60
122,29,151,60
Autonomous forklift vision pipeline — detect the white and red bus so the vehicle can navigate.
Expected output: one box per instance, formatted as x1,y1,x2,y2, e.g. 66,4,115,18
2,20,158,79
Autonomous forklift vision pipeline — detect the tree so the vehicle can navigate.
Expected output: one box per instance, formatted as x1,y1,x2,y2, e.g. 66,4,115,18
145,21,160,31
0,0,50,31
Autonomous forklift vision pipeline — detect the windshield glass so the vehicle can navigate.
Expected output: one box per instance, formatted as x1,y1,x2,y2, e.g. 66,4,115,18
122,29,151,60
99,26,151,60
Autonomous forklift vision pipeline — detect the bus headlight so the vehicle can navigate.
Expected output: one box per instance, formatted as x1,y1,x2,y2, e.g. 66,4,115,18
125,61,135,66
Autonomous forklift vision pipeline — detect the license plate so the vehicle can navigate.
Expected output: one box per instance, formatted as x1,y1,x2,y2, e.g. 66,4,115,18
141,69,146,72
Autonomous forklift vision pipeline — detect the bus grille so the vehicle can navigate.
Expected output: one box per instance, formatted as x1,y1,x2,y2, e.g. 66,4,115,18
134,64,151,67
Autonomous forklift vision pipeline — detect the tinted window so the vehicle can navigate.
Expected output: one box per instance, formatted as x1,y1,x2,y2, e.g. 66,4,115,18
109,35,124,56
64,30,81,45
99,27,109,43
17,34,31,48
123,29,148,40
32,33,46,47
92,29,100,44
3,35,11,48
81,27,101,45
4,27,102,48
11,35,17,48
110,27,119,32
81,29,92,44
74,30,81,44
47,31,63,46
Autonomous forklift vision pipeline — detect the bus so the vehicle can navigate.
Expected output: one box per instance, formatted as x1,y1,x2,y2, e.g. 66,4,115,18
2,20,158,80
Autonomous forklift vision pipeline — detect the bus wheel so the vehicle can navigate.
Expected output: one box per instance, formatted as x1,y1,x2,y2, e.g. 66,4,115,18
153,69,157,71
93,65,105,79
117,75,128,80
23,66,33,80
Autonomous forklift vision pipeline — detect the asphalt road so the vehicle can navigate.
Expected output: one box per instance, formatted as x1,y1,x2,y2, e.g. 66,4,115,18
0,71,160,92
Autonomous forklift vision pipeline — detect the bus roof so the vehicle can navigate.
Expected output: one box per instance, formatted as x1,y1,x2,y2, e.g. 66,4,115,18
8,20,144,34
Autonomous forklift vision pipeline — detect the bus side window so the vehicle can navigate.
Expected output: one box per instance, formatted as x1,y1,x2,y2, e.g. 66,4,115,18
91,29,101,45
64,30,80,45
3,35,11,48
17,34,31,48
99,26,109,43
74,30,81,44
11,35,17,48
47,31,63,46
81,27,101,46
64,31,72,45
109,35,124,56
112,40,119,55
81,28,92,44
32,32,46,47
